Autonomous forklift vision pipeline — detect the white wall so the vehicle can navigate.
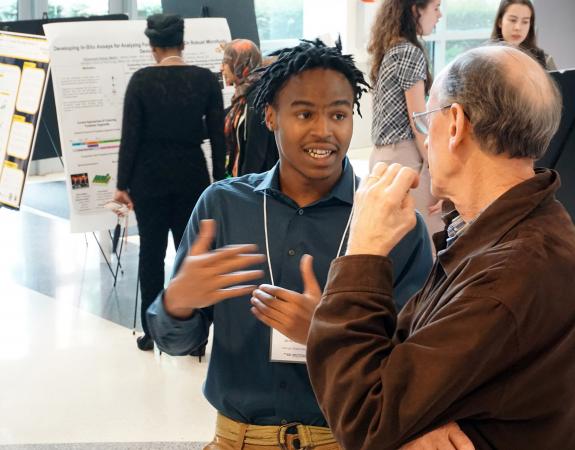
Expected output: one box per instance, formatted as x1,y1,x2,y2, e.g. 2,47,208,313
301,0,373,151
346,0,375,151
536,0,575,70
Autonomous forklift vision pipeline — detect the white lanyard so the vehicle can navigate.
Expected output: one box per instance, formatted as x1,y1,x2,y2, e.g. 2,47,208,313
262,172,356,286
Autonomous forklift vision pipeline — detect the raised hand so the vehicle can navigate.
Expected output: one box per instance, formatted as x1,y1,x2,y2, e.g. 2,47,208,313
164,219,266,319
250,254,321,345
347,162,420,257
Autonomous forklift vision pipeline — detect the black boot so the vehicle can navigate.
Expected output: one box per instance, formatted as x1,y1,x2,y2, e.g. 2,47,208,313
137,334,154,351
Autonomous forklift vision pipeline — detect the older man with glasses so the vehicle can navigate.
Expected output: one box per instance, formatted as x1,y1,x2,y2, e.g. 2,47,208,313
306,44,575,450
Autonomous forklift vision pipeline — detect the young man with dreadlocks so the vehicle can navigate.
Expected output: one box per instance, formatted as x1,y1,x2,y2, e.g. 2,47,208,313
147,39,432,449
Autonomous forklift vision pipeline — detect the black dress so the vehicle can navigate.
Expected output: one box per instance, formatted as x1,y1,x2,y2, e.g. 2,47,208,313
116,65,225,336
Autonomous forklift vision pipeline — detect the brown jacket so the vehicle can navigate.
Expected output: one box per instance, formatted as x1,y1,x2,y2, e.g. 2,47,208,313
307,170,575,450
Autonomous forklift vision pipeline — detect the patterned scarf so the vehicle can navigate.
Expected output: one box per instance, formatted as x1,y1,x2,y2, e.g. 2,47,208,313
222,39,262,177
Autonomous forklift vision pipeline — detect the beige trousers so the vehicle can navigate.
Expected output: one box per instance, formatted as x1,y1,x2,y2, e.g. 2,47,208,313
204,436,341,450
370,139,443,237
203,413,341,450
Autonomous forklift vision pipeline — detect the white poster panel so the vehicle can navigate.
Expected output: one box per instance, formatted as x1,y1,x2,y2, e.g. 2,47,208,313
0,31,50,209
44,18,231,233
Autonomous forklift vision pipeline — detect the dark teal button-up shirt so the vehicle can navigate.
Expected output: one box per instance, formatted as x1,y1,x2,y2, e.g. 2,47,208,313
148,159,433,426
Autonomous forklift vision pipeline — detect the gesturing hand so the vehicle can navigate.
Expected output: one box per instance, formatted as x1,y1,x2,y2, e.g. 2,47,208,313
347,162,420,257
250,254,321,345
164,219,266,319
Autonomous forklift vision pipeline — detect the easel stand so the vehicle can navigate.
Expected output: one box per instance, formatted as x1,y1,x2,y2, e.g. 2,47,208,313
43,116,140,332
43,117,127,284
90,225,126,286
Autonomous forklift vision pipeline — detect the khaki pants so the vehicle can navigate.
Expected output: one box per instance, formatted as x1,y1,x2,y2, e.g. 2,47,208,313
204,413,341,450
370,139,444,237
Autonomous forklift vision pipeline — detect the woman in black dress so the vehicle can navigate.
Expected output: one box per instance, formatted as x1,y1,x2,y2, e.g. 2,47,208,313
114,14,226,351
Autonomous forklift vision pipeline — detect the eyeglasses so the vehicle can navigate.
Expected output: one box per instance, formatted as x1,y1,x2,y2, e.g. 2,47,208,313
412,105,452,135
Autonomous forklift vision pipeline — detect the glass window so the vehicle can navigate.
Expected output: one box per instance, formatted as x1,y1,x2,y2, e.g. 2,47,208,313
0,0,17,21
137,0,162,19
255,0,303,42
446,39,485,65
48,1,109,18
444,0,500,31
423,40,436,76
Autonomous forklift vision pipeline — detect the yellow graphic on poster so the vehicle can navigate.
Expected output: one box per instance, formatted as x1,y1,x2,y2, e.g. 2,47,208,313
0,63,21,167
7,115,34,160
0,31,49,209
16,63,46,115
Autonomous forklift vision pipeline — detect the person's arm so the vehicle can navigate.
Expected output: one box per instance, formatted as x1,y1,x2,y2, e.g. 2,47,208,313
394,45,428,161
404,80,428,161
116,73,143,193
389,211,433,310
146,189,214,355
205,71,226,181
147,188,265,355
307,165,518,449
309,260,516,450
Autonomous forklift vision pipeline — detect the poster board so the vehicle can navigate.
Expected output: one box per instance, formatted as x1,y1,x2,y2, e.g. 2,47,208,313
0,30,50,209
0,15,129,161
44,18,231,233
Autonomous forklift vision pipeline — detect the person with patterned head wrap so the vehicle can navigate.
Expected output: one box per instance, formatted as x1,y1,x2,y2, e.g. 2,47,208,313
222,39,278,177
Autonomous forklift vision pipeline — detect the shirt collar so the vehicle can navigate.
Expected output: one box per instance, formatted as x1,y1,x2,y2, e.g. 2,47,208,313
445,214,469,247
254,158,356,205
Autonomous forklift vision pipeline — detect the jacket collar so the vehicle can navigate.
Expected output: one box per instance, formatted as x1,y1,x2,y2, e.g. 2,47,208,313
435,169,561,275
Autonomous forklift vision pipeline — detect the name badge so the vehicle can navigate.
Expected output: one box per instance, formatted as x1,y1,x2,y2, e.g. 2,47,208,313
270,328,306,364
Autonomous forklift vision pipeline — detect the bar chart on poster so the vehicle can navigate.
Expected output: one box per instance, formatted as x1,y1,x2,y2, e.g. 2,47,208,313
0,31,50,209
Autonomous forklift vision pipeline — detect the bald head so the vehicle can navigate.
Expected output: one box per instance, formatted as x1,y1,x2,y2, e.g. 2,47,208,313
434,44,561,159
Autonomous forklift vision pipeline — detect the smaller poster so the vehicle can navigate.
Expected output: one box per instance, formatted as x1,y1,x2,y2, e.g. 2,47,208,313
0,31,50,209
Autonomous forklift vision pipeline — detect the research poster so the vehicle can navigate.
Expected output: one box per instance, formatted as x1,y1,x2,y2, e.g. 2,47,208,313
44,18,231,232
0,31,50,209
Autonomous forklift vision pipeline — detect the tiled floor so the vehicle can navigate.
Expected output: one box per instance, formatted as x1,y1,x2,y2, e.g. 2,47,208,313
0,207,216,448
0,154,371,448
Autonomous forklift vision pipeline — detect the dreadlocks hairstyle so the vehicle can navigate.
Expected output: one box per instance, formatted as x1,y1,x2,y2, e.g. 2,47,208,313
253,38,370,117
